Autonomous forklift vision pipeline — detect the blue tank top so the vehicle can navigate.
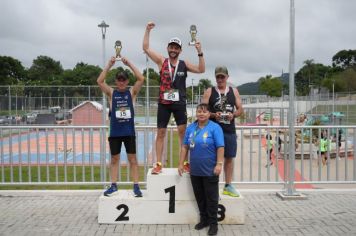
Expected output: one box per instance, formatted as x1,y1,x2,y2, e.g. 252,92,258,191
110,89,135,137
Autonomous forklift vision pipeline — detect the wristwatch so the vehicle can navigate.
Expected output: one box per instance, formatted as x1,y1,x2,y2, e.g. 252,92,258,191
198,52,203,57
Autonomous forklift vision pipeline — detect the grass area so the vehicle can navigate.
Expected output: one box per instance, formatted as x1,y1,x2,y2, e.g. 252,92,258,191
134,106,158,117
311,104,356,125
0,110,26,116
0,165,146,190
0,130,181,190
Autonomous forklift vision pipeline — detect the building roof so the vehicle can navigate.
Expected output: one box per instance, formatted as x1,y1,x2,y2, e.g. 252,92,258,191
70,101,103,113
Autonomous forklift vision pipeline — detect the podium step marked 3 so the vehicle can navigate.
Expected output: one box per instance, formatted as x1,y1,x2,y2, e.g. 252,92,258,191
98,168,245,224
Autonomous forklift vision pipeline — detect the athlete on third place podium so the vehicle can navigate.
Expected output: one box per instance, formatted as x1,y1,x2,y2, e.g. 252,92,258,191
202,66,243,198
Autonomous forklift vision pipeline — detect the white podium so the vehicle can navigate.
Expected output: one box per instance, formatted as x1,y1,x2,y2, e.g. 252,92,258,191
98,168,245,224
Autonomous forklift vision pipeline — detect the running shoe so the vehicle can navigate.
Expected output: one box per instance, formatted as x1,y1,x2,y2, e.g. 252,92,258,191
183,161,190,173
151,162,162,174
133,184,142,197
104,184,118,197
223,184,240,197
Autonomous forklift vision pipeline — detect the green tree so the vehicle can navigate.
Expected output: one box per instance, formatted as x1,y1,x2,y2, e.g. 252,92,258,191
198,78,212,90
0,56,26,85
142,68,160,85
295,59,331,95
70,62,101,86
343,68,356,91
321,76,343,93
332,49,356,70
27,55,63,85
259,75,283,97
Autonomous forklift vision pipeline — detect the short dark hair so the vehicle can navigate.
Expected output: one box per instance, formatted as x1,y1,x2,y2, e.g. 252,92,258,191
196,103,210,112
115,71,129,80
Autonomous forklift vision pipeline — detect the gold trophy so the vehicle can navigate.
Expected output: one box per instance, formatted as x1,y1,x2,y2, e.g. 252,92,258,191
189,25,197,46
114,40,122,61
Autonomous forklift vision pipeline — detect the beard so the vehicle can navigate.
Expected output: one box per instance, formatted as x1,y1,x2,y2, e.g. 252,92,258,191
168,51,179,59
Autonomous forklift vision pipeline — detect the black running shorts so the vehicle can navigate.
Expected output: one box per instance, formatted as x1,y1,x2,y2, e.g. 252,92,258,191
157,103,187,128
108,136,136,155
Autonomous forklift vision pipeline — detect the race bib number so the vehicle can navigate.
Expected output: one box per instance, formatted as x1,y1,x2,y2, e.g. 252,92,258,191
116,108,131,119
163,90,179,102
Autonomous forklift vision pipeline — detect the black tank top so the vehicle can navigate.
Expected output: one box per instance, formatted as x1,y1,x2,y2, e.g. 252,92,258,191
208,86,236,133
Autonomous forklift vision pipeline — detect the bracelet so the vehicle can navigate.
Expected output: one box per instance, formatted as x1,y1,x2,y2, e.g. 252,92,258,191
217,161,223,165
198,52,203,57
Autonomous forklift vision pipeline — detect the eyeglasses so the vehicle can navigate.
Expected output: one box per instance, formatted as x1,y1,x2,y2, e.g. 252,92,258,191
216,75,226,80
117,78,127,82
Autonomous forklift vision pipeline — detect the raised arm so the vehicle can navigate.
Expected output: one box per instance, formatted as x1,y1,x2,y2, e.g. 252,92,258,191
96,57,115,97
143,22,164,68
121,57,144,101
185,41,205,73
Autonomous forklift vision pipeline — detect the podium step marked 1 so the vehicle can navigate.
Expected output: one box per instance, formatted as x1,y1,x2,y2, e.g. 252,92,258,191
98,168,245,224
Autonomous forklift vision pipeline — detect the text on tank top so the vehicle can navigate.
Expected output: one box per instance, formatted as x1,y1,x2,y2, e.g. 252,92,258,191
208,86,237,133
110,89,135,137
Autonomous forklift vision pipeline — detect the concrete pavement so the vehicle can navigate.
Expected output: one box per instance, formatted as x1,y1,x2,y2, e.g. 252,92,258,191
0,189,356,236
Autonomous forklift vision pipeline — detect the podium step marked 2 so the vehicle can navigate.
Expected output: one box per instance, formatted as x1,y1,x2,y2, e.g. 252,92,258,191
98,168,245,224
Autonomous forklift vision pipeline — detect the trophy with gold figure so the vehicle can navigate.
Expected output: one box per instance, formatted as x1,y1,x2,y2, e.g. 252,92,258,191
114,40,122,61
188,25,197,46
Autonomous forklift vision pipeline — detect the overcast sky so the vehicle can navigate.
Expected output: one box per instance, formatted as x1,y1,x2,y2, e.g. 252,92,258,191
0,0,355,86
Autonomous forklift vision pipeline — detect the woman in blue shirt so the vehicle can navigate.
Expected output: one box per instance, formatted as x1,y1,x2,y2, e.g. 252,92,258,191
178,103,224,235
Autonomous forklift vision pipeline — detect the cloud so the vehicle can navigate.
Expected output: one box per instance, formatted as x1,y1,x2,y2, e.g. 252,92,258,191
0,0,355,86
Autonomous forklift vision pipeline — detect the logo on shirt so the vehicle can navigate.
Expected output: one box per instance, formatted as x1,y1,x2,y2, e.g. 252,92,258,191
203,132,208,142
177,72,185,76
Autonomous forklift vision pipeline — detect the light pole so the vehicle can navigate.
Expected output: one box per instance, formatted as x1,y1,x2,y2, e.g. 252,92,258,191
98,20,109,124
98,20,109,184
98,21,109,68
277,0,305,199
332,79,335,115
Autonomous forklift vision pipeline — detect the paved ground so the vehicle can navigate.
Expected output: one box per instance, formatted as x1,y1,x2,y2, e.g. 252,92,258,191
1,190,356,236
